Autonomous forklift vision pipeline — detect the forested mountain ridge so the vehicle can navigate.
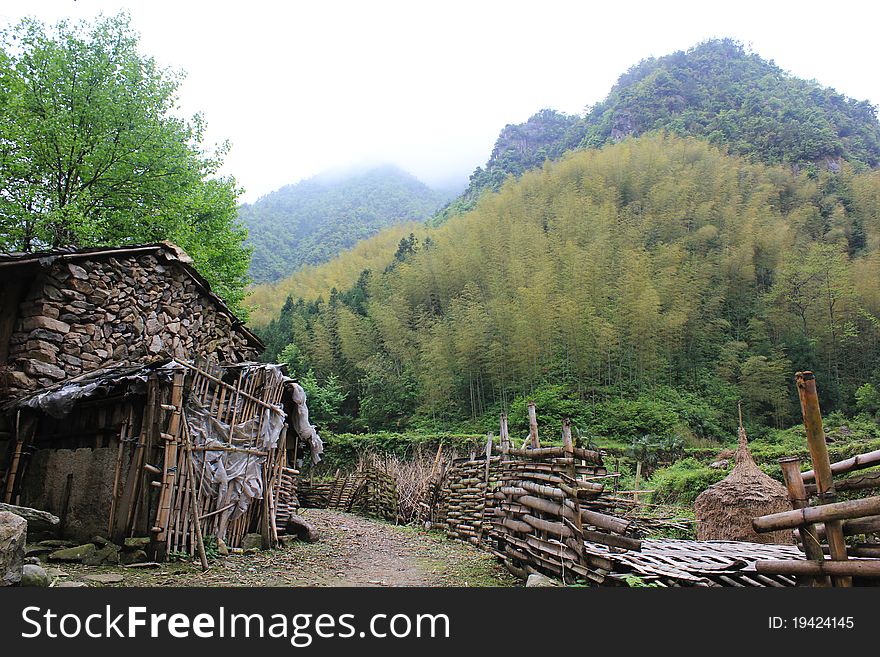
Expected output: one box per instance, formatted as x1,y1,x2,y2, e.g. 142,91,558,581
431,109,584,224
259,134,880,437
434,38,880,226
241,165,450,283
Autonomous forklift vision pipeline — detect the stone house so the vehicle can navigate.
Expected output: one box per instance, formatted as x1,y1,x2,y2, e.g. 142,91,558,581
0,243,318,557
0,242,262,398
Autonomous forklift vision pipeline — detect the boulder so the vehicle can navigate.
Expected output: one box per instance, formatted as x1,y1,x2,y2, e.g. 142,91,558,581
285,515,320,543
0,503,60,538
83,544,120,566
20,564,50,587
1,511,27,586
123,537,150,550
525,573,560,587
48,543,97,563
120,549,147,565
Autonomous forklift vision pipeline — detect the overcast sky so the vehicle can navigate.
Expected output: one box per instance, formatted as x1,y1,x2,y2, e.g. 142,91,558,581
2,1,879,203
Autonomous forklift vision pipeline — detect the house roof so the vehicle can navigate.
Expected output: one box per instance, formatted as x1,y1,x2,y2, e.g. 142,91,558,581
0,242,263,352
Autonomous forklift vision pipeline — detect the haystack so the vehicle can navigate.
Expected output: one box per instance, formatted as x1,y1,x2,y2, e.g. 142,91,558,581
694,424,793,544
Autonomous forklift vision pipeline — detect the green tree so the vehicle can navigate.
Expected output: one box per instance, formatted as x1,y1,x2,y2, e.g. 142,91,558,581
0,13,250,313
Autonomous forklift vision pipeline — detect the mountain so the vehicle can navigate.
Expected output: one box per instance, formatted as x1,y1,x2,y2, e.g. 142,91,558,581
259,134,880,435
240,165,451,283
435,38,880,225
431,109,584,224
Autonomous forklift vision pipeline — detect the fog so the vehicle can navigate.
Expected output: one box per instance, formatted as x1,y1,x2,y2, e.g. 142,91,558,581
3,1,879,202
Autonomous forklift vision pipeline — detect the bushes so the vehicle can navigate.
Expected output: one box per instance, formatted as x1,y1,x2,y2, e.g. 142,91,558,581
649,458,727,505
589,397,679,443
314,432,486,472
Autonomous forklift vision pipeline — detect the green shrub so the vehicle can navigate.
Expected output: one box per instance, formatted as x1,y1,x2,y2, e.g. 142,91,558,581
648,458,726,504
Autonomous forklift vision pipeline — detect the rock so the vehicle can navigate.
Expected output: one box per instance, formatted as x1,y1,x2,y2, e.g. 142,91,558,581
21,316,71,334
123,537,150,550
83,545,120,566
83,573,123,584
0,503,60,537
1,511,27,586
37,539,75,548
525,573,560,587
285,515,320,543
241,533,264,551
120,549,147,565
56,581,88,588
91,536,120,551
23,358,66,380
216,537,229,556
44,568,68,578
20,564,50,587
48,543,97,563
277,535,299,548
709,459,730,469
68,263,89,280
24,556,41,565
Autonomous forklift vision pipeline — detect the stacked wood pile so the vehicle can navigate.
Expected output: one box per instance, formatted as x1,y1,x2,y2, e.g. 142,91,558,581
434,454,502,545
488,411,641,583
753,372,880,586
1,243,261,398
350,468,397,522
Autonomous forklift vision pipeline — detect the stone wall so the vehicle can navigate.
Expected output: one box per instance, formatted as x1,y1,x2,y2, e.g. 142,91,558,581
4,251,260,395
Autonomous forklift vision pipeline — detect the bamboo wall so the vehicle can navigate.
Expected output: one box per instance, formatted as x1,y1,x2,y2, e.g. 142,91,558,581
433,456,502,545
299,466,398,522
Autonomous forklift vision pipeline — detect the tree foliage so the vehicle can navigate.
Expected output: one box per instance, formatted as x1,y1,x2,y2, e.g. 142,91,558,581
434,39,880,227
0,12,250,314
259,135,880,434
240,165,450,284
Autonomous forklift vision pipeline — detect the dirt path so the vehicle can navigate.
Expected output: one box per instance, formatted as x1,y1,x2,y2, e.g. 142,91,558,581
58,509,518,588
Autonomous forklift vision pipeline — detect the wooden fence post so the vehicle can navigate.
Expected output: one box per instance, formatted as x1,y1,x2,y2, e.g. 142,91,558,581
795,371,851,587
527,401,539,449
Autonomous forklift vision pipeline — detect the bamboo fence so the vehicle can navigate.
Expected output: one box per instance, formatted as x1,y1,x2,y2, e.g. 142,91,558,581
752,371,880,585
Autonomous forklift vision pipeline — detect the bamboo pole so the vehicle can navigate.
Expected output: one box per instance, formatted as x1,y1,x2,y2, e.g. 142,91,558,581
153,371,186,549
755,559,880,578
795,371,850,587
753,495,880,532
801,449,880,483
500,413,510,455
779,456,830,587
527,401,539,449
3,411,25,504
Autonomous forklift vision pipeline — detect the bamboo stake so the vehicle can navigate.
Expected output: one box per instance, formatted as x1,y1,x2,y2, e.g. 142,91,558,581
779,456,830,587
795,371,850,587
4,411,24,504
500,413,510,455
183,418,209,571
527,401,540,448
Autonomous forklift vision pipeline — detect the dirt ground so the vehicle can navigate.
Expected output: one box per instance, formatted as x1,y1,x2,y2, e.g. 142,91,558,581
55,509,519,587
